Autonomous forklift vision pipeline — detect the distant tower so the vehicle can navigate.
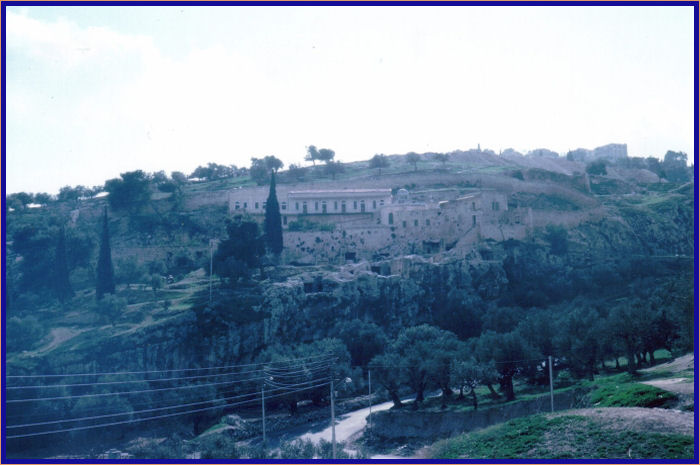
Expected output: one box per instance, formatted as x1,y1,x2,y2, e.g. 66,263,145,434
478,143,481,151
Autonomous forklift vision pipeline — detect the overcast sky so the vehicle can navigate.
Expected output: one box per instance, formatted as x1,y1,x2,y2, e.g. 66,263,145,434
4,5,695,195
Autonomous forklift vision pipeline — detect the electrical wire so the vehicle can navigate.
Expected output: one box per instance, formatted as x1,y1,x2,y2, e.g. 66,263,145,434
6,352,334,380
7,362,336,404
6,380,331,439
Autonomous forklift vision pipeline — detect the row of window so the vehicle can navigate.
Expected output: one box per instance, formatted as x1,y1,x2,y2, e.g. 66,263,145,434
388,214,478,227
233,199,385,213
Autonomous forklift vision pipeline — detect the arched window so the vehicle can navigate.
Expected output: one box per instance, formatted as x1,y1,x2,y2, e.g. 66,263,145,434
388,212,394,225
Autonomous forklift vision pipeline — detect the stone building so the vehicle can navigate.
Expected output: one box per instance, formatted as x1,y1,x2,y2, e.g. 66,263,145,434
229,185,516,261
229,188,392,227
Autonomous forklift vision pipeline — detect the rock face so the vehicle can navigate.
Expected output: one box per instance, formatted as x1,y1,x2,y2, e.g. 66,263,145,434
371,389,588,440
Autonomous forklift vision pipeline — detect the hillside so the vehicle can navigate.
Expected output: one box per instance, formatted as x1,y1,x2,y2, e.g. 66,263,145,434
3,149,694,458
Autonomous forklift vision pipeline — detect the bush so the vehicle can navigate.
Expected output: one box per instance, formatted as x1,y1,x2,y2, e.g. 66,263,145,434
586,160,607,176
6,315,46,353
198,434,241,459
288,218,334,232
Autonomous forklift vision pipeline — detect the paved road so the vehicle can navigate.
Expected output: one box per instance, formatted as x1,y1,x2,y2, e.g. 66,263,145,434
299,398,395,444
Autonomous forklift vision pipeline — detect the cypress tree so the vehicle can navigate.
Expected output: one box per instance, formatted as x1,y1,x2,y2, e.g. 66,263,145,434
96,208,116,299
264,170,283,255
54,227,73,302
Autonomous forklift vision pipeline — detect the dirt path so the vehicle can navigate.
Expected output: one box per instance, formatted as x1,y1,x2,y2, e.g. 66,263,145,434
641,353,694,375
640,353,695,396
554,407,694,436
642,378,694,395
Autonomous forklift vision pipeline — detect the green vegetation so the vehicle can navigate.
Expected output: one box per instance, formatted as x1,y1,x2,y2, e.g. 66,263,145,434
264,171,284,255
587,377,677,408
431,414,693,459
287,217,334,231
96,208,116,299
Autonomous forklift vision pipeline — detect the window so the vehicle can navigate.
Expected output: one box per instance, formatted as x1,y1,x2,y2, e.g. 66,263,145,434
303,201,308,214
472,215,477,226
373,200,377,209
402,220,407,228
315,201,319,211
235,201,240,210
263,202,267,210
380,200,385,206
341,201,346,213
283,216,288,225
353,201,358,210
255,202,259,209
414,219,418,226
281,202,287,211
426,219,430,226
243,202,247,208
388,212,394,225
472,201,476,211
360,200,366,212
334,201,338,211
492,201,500,211
322,201,327,213
296,202,299,211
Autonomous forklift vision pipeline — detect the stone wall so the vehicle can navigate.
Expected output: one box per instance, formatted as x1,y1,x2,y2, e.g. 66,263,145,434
371,389,588,440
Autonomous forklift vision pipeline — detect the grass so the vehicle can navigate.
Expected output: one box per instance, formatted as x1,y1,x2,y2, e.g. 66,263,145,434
430,414,694,459
588,382,677,408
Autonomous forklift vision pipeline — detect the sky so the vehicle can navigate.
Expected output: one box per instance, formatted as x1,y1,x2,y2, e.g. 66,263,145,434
4,4,695,195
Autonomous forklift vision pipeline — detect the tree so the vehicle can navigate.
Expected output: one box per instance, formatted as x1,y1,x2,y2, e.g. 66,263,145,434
96,208,116,299
369,154,390,176
250,158,270,185
264,171,284,256
390,325,460,406
54,227,73,302
34,193,53,205
433,153,449,167
405,152,420,171
171,171,188,185
116,257,144,289
318,148,336,163
554,305,602,380
451,358,497,410
213,216,265,284
474,330,540,401
104,170,151,212
663,150,690,183
7,192,33,210
263,155,284,173
608,301,644,373
305,145,320,165
323,161,345,180
333,319,387,368
586,159,607,176
250,156,283,185
369,352,404,408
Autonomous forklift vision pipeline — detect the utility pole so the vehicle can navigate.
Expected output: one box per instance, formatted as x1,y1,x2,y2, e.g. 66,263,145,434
330,376,336,459
261,384,267,448
548,355,554,413
368,370,372,434
209,239,214,305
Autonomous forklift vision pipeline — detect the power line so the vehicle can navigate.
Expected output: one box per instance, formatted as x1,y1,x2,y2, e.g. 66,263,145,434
7,377,325,431
7,356,335,390
6,380,331,440
6,352,333,379
7,361,336,404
